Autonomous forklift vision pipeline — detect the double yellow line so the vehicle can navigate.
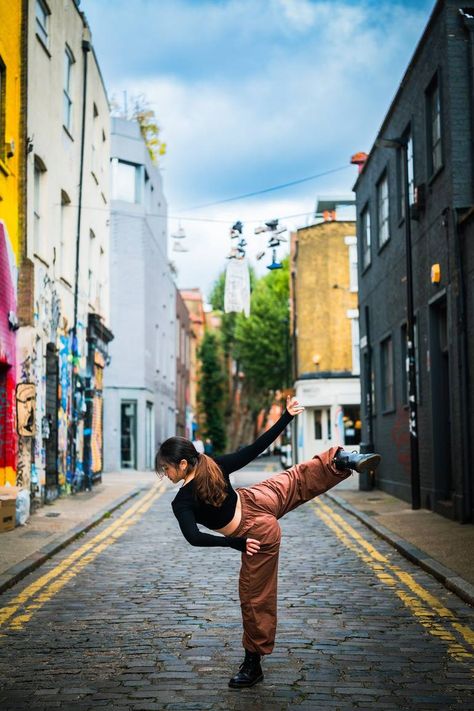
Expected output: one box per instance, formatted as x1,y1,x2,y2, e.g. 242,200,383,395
0,483,166,632
312,498,474,669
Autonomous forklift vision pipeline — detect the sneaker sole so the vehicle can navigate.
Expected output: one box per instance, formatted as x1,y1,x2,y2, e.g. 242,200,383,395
228,673,264,689
356,454,381,473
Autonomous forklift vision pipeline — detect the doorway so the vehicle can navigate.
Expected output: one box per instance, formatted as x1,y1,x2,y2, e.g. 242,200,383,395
121,400,137,469
45,343,59,491
430,297,453,503
145,401,154,470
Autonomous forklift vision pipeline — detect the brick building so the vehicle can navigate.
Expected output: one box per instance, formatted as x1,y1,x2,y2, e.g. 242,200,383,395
176,289,191,438
291,197,361,467
354,0,474,521
180,288,206,440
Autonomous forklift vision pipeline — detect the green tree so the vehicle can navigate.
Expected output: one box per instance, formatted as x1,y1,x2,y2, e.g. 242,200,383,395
197,331,227,453
110,93,166,163
234,258,291,412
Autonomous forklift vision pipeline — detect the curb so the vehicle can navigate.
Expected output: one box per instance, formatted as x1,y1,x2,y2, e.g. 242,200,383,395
326,491,474,607
0,485,150,596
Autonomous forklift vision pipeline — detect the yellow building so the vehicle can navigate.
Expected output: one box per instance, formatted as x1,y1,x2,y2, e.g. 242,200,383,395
0,2,24,485
291,197,361,464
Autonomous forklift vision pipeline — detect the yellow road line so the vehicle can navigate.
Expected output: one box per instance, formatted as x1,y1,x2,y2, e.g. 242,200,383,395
7,486,163,631
312,498,474,668
0,483,165,629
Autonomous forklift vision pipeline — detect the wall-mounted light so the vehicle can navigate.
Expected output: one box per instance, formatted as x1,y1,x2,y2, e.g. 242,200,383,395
431,263,441,284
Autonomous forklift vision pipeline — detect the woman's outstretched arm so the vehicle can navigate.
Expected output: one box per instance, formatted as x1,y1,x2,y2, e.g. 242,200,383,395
216,396,304,475
173,505,247,552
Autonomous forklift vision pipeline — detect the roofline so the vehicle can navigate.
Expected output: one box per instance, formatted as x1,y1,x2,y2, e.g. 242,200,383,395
296,219,355,234
353,0,444,192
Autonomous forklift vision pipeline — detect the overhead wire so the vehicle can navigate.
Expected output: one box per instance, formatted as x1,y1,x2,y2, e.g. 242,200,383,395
178,164,351,211
52,161,351,228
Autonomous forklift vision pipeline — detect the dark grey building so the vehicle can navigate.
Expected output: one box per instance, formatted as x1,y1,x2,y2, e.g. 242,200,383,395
354,0,474,522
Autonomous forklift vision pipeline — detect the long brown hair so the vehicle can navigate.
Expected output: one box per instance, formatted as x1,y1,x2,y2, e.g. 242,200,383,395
156,437,228,507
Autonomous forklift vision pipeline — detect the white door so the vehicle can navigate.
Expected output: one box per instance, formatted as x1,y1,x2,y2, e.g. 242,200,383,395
305,407,331,458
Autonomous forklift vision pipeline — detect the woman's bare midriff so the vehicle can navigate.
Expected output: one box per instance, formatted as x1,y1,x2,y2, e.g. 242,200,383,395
215,490,242,536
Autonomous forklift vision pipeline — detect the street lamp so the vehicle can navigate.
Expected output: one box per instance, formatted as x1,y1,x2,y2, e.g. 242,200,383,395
375,136,421,509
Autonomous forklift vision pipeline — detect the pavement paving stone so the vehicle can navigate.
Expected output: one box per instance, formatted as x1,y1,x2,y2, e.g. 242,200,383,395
1,472,474,709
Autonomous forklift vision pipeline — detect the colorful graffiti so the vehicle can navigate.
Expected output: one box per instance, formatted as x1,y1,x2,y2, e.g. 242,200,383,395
57,333,72,487
0,224,17,486
16,382,36,436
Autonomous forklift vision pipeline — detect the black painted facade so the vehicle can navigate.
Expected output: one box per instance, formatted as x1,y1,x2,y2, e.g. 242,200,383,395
354,0,474,521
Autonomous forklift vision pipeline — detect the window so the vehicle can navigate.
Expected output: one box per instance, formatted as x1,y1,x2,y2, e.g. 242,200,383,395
427,75,442,175
377,172,389,247
34,157,47,255
360,204,371,269
36,0,49,46
113,159,142,203
341,405,361,446
399,129,414,220
381,336,394,411
314,409,322,439
63,46,74,133
349,244,358,292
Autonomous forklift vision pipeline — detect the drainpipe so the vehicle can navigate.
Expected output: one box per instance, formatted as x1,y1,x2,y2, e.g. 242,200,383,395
359,304,374,490
460,9,474,200
70,39,91,487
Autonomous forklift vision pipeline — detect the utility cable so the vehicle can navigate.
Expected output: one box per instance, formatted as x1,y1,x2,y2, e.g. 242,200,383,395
178,164,351,211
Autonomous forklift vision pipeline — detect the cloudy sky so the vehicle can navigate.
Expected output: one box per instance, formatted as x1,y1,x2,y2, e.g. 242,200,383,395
82,0,434,300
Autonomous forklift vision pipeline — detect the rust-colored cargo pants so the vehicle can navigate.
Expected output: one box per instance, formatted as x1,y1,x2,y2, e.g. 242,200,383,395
230,447,349,656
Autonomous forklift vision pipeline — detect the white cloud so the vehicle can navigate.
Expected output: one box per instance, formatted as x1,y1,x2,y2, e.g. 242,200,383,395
86,0,432,294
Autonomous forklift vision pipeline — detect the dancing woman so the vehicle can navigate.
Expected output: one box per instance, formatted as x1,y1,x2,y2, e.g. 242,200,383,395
156,397,380,688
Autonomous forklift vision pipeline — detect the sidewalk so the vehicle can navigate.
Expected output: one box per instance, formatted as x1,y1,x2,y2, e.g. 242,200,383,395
0,471,156,594
326,484,474,606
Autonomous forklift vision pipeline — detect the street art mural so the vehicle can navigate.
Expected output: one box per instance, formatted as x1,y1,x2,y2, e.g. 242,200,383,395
58,332,72,488
16,383,36,436
91,351,105,474
0,223,18,486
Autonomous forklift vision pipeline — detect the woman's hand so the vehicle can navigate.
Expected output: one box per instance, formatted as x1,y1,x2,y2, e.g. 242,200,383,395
246,538,261,556
286,396,305,417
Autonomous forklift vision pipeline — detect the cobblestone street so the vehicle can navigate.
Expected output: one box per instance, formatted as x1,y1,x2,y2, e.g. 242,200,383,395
0,464,473,710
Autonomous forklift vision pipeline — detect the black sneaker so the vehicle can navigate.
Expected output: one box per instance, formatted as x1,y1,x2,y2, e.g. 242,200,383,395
228,650,264,689
334,450,381,473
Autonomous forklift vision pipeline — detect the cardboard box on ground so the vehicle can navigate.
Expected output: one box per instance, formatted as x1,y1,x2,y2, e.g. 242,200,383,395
0,486,20,532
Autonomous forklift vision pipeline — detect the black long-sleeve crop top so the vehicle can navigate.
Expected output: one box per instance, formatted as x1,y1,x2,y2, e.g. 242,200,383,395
171,409,294,552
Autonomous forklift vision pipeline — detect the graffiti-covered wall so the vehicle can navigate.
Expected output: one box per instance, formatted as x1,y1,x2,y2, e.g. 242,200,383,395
0,2,22,487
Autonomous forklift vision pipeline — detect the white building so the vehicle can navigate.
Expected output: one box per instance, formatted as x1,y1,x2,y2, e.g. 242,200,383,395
103,117,176,472
17,0,112,501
